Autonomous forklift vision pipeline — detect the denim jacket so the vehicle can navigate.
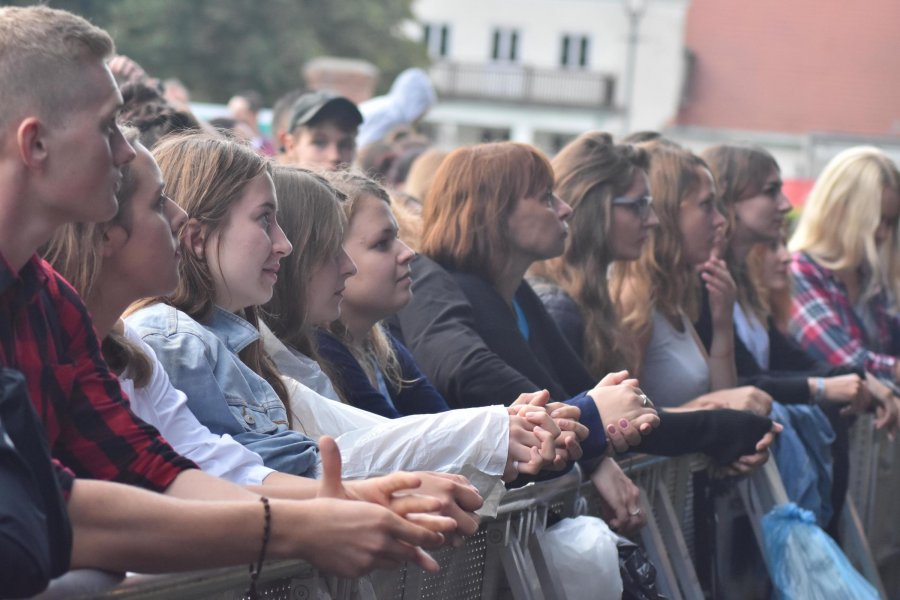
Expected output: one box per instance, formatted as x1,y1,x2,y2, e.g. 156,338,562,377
126,303,319,477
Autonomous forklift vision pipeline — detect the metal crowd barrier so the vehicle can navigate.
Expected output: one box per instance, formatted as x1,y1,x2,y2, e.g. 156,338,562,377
39,427,893,599
596,454,707,600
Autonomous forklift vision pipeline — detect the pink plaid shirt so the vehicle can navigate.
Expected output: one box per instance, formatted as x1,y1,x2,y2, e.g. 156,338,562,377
789,251,898,380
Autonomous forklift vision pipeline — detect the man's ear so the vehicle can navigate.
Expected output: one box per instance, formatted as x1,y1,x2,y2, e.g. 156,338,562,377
280,130,297,155
184,218,207,259
100,223,129,257
17,117,49,168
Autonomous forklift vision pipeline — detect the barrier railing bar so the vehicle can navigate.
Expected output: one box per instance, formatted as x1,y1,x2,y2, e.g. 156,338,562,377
735,459,788,579
839,497,889,600
526,535,568,599
635,486,682,600
497,525,545,600
651,479,705,600
480,523,504,600
864,437,881,533
94,559,318,599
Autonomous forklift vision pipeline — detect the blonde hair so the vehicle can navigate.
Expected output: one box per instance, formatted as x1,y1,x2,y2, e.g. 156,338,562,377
44,127,153,387
322,170,411,400
530,131,648,376
405,148,449,206
391,194,423,251
610,142,710,337
789,146,900,302
0,6,114,135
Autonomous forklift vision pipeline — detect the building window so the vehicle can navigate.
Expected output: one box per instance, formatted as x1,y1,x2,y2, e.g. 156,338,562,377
423,23,450,59
560,34,590,68
491,28,520,63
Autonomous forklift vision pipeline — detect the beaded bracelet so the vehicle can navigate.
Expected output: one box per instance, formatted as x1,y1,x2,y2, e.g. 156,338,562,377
246,496,271,600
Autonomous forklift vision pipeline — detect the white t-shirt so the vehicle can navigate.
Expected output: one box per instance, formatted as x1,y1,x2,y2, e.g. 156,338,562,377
733,303,770,370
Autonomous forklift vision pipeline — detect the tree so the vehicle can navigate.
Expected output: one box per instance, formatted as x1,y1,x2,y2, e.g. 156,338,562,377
3,0,429,103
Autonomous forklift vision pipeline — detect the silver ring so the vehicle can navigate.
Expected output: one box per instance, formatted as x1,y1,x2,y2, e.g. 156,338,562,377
639,393,650,408
629,508,642,517
512,460,520,472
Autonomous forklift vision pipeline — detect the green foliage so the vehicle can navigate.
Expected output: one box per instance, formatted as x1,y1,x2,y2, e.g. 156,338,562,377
2,0,428,103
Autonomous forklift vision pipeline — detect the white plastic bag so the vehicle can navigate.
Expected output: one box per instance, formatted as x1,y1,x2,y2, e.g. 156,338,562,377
535,516,623,600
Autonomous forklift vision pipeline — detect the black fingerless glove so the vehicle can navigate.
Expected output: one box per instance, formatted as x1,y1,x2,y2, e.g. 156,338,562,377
636,408,773,465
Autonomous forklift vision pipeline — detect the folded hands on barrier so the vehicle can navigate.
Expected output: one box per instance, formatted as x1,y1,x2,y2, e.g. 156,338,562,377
508,388,590,477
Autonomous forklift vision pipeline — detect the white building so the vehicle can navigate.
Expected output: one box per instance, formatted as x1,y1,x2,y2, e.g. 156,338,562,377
413,0,691,155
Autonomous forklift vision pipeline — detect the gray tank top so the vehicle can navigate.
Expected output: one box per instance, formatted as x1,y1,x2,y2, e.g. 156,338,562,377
639,309,710,408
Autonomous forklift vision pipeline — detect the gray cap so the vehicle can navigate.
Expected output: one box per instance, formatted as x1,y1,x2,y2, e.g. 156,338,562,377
288,91,363,133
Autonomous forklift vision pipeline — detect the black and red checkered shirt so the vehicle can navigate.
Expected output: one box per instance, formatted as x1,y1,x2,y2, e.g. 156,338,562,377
0,253,196,496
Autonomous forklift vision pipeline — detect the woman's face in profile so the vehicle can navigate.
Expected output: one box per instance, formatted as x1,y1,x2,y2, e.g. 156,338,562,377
104,144,187,301
678,167,725,266
505,188,572,264
608,170,658,261
731,166,790,245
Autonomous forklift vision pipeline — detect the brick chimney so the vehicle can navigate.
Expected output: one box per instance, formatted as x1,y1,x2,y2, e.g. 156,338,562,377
303,57,379,105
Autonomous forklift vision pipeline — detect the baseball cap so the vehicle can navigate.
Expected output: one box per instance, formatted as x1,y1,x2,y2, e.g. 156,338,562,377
288,91,363,133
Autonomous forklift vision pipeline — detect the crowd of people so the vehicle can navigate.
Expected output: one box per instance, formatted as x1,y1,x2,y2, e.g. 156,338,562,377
2,5,898,598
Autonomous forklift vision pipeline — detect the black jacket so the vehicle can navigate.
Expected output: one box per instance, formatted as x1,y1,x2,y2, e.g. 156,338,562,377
0,368,72,598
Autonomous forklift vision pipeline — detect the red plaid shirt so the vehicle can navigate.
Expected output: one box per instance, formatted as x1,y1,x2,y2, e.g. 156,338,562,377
0,253,196,496
789,251,898,380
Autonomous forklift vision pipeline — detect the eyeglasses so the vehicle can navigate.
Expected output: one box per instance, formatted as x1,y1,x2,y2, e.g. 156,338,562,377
612,195,654,221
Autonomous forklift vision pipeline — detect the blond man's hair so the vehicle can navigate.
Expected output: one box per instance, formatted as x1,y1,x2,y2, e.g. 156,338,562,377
0,6,114,135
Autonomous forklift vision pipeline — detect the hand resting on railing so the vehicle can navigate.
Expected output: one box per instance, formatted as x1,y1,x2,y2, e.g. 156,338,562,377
588,370,660,455
313,437,460,576
511,389,590,470
589,457,646,536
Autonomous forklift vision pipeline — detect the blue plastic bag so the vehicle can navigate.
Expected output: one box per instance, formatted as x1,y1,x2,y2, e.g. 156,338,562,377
761,503,878,600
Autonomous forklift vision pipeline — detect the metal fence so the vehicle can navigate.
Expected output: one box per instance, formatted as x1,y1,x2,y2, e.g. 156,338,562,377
42,417,891,600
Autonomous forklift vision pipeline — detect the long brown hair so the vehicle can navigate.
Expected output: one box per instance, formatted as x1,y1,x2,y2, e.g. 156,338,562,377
610,142,710,337
702,143,779,322
420,142,554,282
264,166,347,359
139,132,290,411
531,131,648,375
44,127,153,386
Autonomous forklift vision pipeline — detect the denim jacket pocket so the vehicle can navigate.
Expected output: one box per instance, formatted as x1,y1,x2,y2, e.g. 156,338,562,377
224,395,281,434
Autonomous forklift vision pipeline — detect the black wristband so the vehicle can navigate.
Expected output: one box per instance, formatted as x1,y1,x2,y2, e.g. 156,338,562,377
247,496,271,600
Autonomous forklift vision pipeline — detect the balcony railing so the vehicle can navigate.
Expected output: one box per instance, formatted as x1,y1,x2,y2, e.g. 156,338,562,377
429,61,617,109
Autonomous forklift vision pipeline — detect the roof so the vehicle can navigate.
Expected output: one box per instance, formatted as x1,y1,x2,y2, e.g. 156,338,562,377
675,0,900,137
